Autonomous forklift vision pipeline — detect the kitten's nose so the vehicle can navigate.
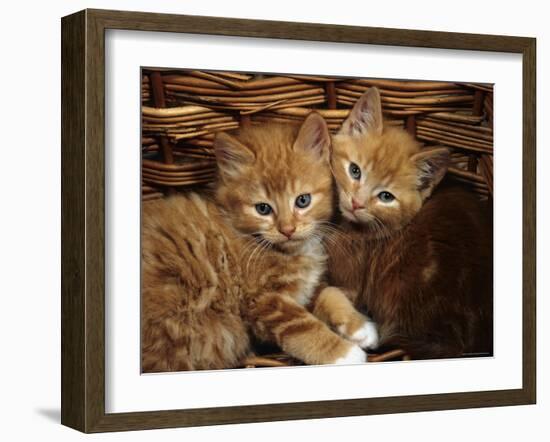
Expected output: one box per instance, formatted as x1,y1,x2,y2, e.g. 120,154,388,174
279,225,296,239
351,198,364,211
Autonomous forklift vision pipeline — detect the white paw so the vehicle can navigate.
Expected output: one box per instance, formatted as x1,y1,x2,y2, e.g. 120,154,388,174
333,344,367,365
350,320,379,350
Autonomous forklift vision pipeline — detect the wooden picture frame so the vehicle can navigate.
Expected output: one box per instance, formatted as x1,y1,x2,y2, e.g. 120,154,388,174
61,8,536,433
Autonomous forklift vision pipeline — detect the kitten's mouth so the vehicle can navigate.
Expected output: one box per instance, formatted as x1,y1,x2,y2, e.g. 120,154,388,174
276,236,303,246
272,233,313,251
341,207,359,222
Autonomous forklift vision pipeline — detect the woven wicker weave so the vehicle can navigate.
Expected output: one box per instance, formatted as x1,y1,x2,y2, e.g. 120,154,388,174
141,68,493,202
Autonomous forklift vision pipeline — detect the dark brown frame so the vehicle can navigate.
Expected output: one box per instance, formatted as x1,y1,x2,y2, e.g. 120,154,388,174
61,9,536,433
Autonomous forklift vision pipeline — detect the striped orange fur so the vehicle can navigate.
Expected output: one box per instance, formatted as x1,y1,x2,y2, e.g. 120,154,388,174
141,114,376,372
328,88,493,359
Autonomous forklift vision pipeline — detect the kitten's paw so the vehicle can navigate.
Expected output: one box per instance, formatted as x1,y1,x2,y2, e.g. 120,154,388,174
333,344,367,365
350,320,379,350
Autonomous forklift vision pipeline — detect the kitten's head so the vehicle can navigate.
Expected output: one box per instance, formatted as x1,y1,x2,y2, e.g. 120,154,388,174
331,87,450,235
214,113,333,251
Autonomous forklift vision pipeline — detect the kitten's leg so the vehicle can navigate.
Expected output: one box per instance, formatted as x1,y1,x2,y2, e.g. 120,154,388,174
312,286,379,350
249,293,367,365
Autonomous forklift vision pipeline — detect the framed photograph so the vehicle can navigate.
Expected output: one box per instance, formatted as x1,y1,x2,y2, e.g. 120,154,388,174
61,9,536,433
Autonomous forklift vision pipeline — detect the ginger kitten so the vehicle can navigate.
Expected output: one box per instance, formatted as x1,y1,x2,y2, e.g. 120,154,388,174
328,88,493,359
141,113,377,372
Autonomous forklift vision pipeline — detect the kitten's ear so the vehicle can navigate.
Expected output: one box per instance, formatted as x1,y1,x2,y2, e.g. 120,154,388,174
214,131,255,178
411,148,450,199
339,87,383,137
294,112,331,159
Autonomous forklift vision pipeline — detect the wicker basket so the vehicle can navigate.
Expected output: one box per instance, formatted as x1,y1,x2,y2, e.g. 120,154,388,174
140,68,494,366
141,69,493,201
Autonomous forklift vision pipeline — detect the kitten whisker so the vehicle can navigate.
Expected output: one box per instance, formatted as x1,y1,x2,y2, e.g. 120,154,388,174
312,224,353,258
253,239,272,270
239,238,261,262
245,237,273,277
316,222,351,243
239,232,268,261
244,241,264,277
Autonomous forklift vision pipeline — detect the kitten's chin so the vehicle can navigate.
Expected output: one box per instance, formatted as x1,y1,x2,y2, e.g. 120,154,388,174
274,237,305,252
356,218,396,240
340,209,394,239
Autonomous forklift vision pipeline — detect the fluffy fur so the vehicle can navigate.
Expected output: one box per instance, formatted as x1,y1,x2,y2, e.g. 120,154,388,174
141,114,377,372
328,88,493,359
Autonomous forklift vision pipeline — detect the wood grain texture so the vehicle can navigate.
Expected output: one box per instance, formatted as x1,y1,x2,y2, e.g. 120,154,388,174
61,9,86,431
61,9,107,432
85,9,107,433
61,8,537,433
88,8,532,52
522,38,536,404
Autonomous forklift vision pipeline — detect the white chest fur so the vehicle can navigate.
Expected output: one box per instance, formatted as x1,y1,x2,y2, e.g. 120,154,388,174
294,238,326,306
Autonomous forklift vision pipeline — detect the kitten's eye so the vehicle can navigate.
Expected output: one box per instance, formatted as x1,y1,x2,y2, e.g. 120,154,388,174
377,191,395,203
295,194,311,209
348,162,362,180
255,203,273,215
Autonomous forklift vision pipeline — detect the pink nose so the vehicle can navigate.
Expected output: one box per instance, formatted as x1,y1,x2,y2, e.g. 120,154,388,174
351,198,364,211
279,226,296,239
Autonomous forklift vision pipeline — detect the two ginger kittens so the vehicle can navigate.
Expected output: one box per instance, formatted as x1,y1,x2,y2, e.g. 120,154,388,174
141,87,493,372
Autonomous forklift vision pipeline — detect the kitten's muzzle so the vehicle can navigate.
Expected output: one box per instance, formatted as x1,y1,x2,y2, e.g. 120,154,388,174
341,207,359,223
